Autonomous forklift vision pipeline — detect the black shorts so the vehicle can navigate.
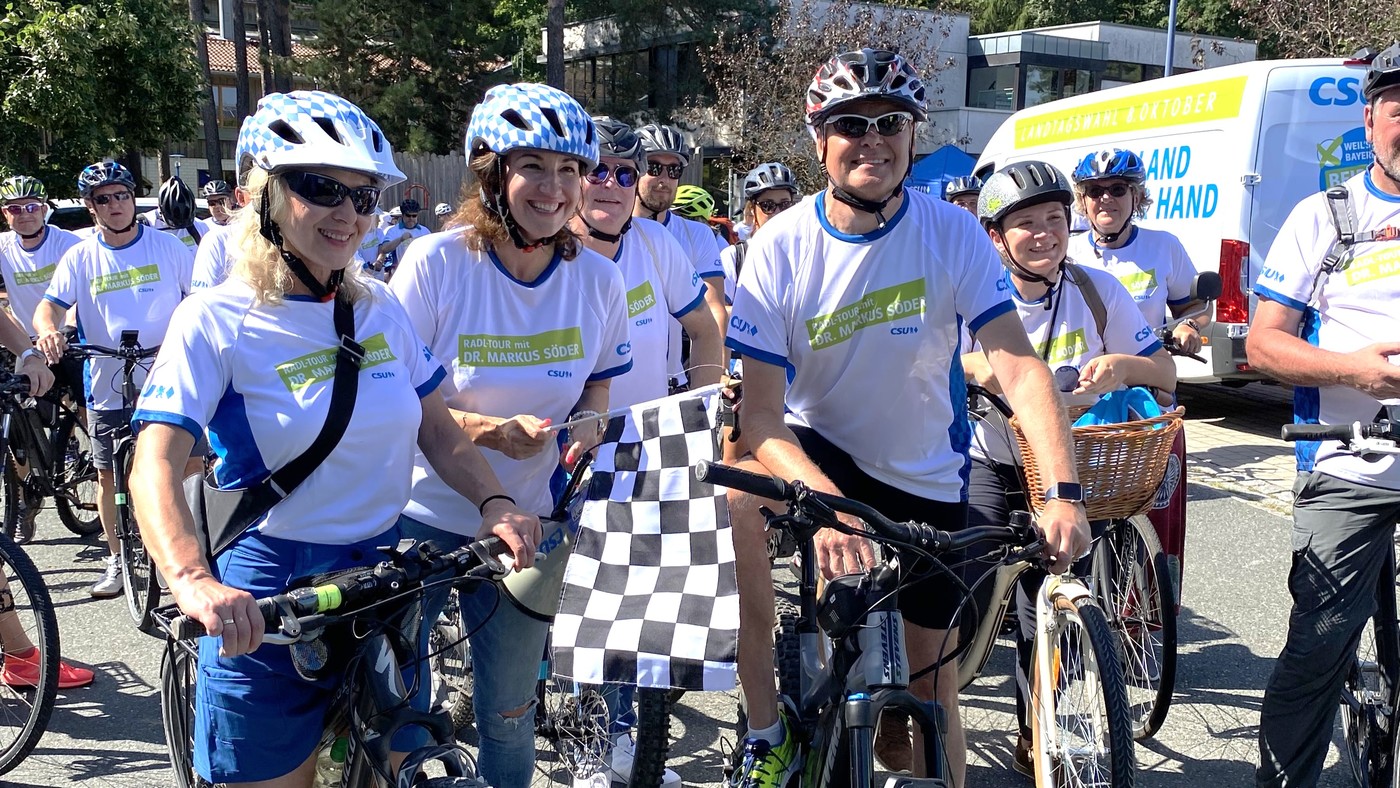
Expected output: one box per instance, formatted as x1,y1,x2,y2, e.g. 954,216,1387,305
789,425,969,630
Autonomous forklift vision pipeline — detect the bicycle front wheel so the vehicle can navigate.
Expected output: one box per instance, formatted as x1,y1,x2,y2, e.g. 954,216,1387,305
0,459,20,543
1030,590,1135,788
532,677,612,788
160,641,212,788
0,532,60,775
1343,545,1400,787
429,587,475,731
54,412,101,537
117,448,160,636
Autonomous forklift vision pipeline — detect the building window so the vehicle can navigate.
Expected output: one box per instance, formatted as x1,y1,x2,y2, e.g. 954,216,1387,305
1024,65,1061,108
968,65,1016,110
209,85,240,127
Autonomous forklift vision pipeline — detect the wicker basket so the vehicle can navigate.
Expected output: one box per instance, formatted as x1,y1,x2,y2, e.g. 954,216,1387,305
1010,407,1184,521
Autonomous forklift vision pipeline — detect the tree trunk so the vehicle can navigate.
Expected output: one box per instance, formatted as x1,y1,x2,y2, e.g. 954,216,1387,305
233,0,252,118
546,0,565,89
190,0,224,180
271,0,293,92
255,0,275,96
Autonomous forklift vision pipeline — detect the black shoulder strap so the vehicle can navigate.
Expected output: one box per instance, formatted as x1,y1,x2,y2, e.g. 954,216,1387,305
734,240,748,279
1063,263,1108,346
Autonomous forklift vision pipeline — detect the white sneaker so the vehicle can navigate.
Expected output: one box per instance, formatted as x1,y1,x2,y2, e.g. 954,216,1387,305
607,733,681,787
90,554,124,598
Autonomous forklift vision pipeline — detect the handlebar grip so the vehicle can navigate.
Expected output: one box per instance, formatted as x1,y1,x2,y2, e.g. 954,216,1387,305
1281,422,1354,442
693,460,793,501
169,615,209,641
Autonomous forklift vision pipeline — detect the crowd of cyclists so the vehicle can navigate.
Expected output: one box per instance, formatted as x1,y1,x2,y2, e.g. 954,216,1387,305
0,37,1397,788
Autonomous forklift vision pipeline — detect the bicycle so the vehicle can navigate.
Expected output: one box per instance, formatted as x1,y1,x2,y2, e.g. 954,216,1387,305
66,331,162,635
1281,416,1400,787
0,520,61,774
0,346,100,542
154,536,508,788
695,460,1136,788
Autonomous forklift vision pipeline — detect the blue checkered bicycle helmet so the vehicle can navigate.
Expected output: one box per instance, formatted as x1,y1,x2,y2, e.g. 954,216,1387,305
1072,149,1147,184
236,90,405,187
77,161,137,198
465,83,598,169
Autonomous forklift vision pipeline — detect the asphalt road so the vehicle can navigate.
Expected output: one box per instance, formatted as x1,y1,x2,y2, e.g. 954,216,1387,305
0,388,1366,787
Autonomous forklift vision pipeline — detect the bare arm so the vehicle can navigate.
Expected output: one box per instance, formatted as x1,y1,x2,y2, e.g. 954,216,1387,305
448,407,553,460
0,310,51,395
32,299,69,364
562,378,610,469
1073,349,1177,397
961,350,1002,395
1248,299,1400,397
679,302,722,389
702,278,728,343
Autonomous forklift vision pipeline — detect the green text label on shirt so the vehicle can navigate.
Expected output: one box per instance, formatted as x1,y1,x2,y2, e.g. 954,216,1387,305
458,327,585,367
806,279,926,350
12,263,56,288
1042,328,1090,365
1344,247,1400,287
92,264,161,296
277,333,396,392
1117,269,1157,297
627,281,658,318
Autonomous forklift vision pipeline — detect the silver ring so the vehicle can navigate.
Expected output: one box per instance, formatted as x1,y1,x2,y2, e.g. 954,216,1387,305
223,618,236,625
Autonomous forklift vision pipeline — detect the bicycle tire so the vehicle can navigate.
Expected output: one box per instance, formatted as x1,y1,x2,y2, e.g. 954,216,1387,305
1030,592,1136,788
1094,517,1178,740
54,412,101,537
160,642,213,788
0,458,19,542
532,677,611,788
0,531,60,775
630,688,675,788
429,588,475,731
1343,546,1400,787
117,446,160,636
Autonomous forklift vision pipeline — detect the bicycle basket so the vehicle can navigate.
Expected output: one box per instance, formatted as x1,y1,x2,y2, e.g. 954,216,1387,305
1010,407,1184,520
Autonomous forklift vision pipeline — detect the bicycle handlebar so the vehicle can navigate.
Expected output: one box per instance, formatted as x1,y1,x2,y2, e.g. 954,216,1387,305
0,372,32,397
163,537,508,642
66,342,161,361
1280,421,1400,443
694,460,1039,555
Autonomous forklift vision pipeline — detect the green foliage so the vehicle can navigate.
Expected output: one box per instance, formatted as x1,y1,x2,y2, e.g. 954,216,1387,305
0,0,202,196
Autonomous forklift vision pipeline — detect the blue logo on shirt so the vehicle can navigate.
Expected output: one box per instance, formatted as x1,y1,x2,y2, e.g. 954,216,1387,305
730,317,759,337
141,384,175,399
1135,327,1152,342
616,342,631,355
1260,267,1285,283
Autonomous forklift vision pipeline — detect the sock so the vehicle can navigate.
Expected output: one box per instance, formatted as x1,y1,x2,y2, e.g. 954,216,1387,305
747,718,784,746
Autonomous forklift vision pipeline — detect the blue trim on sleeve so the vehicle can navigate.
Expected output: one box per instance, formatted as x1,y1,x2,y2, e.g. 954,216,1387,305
816,190,911,243
726,337,793,373
1166,295,1194,306
1253,284,1307,312
948,316,971,502
967,299,1016,336
43,294,72,310
672,290,706,319
131,409,202,440
416,365,447,398
700,272,725,280
1136,339,1165,357
588,359,633,382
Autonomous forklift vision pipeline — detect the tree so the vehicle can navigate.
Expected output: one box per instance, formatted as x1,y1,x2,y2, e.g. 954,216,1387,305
1232,0,1399,58
687,0,957,195
0,0,203,195
190,0,223,178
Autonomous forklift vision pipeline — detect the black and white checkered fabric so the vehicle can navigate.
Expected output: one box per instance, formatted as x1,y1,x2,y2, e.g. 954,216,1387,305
551,388,738,691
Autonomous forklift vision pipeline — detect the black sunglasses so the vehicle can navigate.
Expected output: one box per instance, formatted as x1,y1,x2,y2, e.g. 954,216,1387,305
756,198,795,215
282,171,381,216
825,111,913,139
645,162,686,180
90,191,133,206
1084,183,1131,200
588,162,640,188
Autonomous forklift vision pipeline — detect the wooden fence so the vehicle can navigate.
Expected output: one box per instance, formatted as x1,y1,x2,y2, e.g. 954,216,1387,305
380,151,470,216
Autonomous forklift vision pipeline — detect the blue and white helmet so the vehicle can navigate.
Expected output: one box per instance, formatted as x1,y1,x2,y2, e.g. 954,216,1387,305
466,83,599,169
1072,149,1146,184
77,161,137,198
944,175,982,200
236,91,405,187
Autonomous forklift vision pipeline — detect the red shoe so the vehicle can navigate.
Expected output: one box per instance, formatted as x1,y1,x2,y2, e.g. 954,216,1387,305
1,648,96,689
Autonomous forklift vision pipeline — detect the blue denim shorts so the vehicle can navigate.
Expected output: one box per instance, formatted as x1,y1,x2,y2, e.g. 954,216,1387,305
193,523,422,783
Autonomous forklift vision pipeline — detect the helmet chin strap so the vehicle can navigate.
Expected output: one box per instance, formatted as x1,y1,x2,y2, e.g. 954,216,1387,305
817,135,914,229
18,225,45,241
580,212,632,244
259,193,342,301
482,158,552,253
993,225,1061,290
1091,194,1138,247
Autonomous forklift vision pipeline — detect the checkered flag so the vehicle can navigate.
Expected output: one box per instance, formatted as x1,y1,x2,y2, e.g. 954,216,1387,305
551,387,738,692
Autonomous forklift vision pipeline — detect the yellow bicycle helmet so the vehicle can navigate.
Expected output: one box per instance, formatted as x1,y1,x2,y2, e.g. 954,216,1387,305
672,185,716,220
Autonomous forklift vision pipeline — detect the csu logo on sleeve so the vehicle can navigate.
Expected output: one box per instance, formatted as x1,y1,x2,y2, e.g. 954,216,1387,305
616,342,631,356
1135,326,1152,342
1260,267,1286,283
141,383,176,399
729,317,759,337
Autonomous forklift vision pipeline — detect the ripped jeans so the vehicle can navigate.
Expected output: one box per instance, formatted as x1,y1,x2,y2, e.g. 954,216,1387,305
403,516,549,788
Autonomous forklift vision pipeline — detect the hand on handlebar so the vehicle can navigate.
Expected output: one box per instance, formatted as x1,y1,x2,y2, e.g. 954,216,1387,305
36,331,68,366
16,353,53,397
169,573,264,657
1170,322,1202,356
1039,500,1091,574
814,514,879,579
477,501,542,570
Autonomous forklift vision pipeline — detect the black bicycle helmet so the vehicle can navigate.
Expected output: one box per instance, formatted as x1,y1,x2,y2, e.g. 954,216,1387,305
1364,41,1400,102
159,176,197,229
399,199,421,214
977,161,1073,229
594,116,644,163
200,180,234,199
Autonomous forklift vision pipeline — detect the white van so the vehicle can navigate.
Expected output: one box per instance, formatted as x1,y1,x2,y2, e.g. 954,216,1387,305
975,58,1373,384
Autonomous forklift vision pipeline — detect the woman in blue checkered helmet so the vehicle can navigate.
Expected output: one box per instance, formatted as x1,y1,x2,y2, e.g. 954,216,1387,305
387,83,634,788
129,89,539,788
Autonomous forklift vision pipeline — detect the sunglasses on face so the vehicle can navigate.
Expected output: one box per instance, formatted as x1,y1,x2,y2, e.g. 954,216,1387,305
90,191,133,207
1084,183,1131,200
282,171,381,216
825,111,913,139
403,214,419,220
756,199,795,215
207,198,231,209
587,162,640,188
2,203,44,216
645,162,685,180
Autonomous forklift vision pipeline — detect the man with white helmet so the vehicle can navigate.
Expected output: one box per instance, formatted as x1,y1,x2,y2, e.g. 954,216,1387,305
720,162,800,307
433,202,453,230
942,175,981,214
724,48,1090,787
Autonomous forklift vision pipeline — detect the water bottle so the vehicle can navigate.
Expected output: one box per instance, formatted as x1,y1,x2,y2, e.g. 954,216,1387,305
312,736,347,787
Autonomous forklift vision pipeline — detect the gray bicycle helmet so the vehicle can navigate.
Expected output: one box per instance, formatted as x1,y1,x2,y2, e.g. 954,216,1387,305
943,175,982,201
1364,41,1400,101
636,124,690,166
977,161,1073,228
200,179,234,199
594,116,644,163
743,163,799,199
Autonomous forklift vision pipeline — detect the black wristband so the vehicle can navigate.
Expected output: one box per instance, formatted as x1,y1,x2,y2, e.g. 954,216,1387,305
478,494,516,515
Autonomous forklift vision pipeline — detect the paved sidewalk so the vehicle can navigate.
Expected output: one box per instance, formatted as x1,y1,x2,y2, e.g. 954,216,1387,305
1179,383,1297,515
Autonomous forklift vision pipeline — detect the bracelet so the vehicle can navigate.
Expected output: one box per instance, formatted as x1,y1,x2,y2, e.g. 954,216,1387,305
568,410,606,437
15,347,42,370
478,494,516,515
1183,319,1200,331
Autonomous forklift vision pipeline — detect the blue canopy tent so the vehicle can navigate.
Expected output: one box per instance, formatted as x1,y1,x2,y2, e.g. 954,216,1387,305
907,144,977,199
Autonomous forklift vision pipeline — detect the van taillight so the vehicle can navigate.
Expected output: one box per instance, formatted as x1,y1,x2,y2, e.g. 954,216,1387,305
1217,239,1250,324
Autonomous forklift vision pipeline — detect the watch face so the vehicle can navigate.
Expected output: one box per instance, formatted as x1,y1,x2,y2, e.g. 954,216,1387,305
1046,482,1084,502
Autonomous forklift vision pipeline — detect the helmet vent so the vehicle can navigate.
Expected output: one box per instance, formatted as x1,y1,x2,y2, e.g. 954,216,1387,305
313,117,342,144
269,120,305,145
540,107,566,138
371,129,384,152
501,109,533,132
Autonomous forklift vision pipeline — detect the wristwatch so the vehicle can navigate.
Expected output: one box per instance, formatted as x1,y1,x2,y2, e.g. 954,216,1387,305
15,347,42,370
1183,319,1201,331
1044,482,1085,504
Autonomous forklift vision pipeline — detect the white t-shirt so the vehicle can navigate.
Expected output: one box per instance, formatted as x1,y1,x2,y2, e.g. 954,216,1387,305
141,210,213,251
1254,169,1400,489
381,223,431,266
44,225,194,411
1068,226,1197,328
0,226,82,330
191,222,236,291
661,212,725,383
132,279,446,544
968,266,1162,465
607,219,706,409
728,189,1014,501
358,225,383,266
388,229,633,534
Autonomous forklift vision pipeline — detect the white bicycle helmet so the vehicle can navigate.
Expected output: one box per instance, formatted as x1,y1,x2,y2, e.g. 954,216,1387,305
236,91,405,187
434,202,452,217
743,163,799,199
636,124,690,166
806,49,928,125
465,83,598,169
